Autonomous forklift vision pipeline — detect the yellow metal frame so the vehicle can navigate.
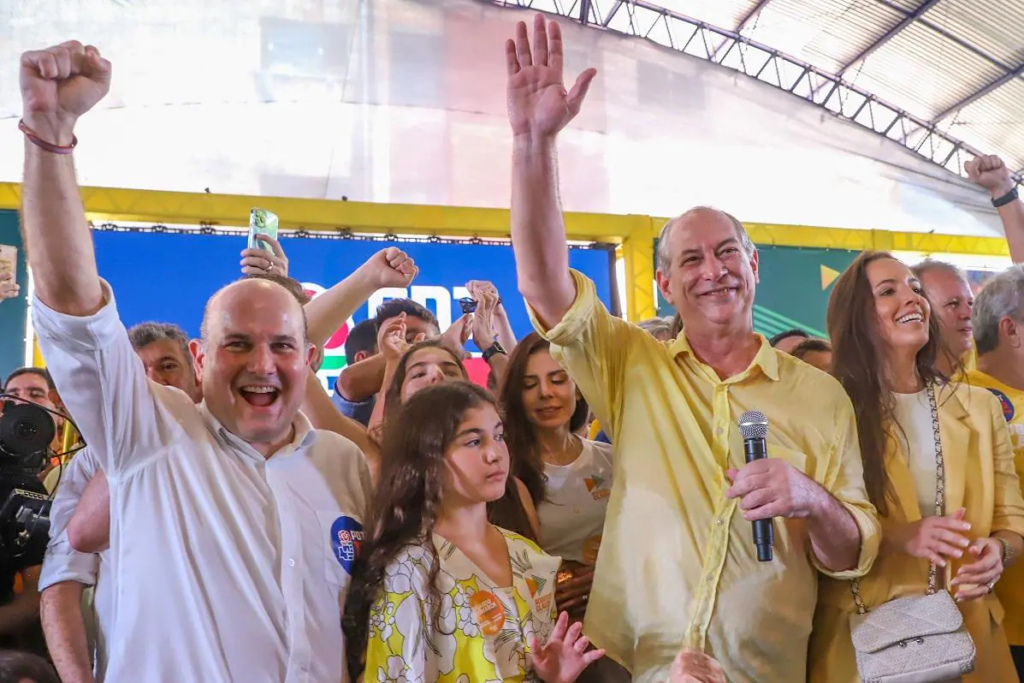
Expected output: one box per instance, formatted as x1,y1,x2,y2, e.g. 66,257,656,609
0,183,1012,327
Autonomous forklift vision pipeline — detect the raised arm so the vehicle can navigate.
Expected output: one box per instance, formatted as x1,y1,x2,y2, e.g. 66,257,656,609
966,155,1024,263
506,15,596,329
21,43,159,474
20,41,110,315
305,248,418,348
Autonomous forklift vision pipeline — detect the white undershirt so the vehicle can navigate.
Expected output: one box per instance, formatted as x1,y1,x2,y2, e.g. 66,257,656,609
537,440,615,564
892,390,939,518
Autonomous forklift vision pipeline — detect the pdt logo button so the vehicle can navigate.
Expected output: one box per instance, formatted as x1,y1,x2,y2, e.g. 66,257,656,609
330,516,364,574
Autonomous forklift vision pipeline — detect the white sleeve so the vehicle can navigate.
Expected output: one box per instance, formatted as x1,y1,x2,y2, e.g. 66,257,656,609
32,282,161,474
39,450,102,592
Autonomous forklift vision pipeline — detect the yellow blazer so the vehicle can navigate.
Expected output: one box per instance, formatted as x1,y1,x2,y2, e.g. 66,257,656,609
809,383,1024,683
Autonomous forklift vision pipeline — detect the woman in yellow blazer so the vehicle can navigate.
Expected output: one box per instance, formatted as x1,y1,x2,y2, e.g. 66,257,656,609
810,251,1024,683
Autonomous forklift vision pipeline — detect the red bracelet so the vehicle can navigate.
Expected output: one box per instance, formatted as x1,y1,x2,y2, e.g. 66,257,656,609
18,119,77,155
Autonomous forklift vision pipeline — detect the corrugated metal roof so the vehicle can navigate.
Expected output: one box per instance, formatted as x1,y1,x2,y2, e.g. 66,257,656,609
634,0,1024,174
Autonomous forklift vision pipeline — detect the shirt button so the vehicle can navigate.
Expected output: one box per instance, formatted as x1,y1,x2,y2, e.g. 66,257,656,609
716,518,725,526
288,559,296,567
716,427,724,435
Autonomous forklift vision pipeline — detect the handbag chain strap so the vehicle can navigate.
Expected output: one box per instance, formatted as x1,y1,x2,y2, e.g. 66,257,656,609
851,383,943,615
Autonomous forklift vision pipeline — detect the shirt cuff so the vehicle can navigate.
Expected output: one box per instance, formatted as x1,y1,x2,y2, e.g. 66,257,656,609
32,279,121,353
813,501,881,580
524,270,596,346
39,536,99,591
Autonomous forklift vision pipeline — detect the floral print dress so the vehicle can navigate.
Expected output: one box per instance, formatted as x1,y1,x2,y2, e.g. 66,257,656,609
364,529,561,683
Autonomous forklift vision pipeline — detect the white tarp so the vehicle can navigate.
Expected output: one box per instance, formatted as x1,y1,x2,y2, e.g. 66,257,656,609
0,0,1007,238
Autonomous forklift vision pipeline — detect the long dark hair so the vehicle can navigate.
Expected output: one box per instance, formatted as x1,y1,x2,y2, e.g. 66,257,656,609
827,251,943,516
499,332,590,506
342,381,499,680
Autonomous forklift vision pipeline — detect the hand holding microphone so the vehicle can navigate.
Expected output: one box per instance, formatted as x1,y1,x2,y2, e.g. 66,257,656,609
728,411,821,561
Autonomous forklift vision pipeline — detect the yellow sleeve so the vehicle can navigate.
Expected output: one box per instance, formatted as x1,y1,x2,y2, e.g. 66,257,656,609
987,394,1024,538
526,270,641,442
811,394,881,579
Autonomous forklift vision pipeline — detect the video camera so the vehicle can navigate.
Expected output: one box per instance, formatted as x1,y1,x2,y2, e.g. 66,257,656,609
0,396,61,562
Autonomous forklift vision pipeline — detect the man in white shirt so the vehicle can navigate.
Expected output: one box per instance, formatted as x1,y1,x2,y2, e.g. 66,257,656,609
19,40,371,682
40,322,201,683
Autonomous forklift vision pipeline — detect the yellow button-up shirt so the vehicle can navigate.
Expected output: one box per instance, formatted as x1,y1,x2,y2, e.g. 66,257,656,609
529,271,880,683
967,368,1024,646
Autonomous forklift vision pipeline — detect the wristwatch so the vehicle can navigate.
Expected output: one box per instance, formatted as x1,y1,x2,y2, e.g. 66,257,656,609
992,187,1019,208
997,536,1016,566
482,342,506,362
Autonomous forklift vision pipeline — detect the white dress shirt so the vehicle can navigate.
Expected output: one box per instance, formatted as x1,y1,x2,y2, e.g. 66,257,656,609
33,285,372,683
39,448,111,680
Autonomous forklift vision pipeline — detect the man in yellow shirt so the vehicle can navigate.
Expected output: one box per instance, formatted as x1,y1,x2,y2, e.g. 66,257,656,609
968,264,1024,676
503,15,880,683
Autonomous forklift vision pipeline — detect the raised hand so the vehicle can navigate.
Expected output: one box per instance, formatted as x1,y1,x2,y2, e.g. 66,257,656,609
441,313,473,358
0,273,20,302
530,612,605,683
505,14,597,140
966,154,1015,199
361,247,418,289
670,648,726,683
470,287,499,350
240,234,289,277
20,41,112,143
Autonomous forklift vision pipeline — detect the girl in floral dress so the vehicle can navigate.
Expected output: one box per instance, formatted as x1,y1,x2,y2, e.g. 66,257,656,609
343,381,604,682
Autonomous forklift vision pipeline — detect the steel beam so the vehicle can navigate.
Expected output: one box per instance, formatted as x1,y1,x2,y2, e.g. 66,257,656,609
476,0,1024,188
735,0,774,33
837,0,942,75
930,62,1024,124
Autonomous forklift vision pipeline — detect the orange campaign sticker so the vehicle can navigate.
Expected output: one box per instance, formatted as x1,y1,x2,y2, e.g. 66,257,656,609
469,591,506,636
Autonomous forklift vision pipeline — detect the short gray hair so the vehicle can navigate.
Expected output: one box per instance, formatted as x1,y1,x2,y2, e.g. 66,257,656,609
656,207,756,272
910,258,966,282
638,316,674,340
972,265,1024,355
127,322,193,369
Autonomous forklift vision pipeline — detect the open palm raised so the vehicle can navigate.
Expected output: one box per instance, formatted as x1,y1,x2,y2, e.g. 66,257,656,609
505,14,597,139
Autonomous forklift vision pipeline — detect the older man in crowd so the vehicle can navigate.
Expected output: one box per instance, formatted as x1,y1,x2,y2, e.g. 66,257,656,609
503,15,879,682
967,265,1024,676
19,39,371,682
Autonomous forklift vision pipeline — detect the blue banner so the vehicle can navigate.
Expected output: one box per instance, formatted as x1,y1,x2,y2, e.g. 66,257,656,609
92,230,615,387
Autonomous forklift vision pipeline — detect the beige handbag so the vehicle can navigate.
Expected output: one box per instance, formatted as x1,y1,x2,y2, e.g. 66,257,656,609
848,384,976,683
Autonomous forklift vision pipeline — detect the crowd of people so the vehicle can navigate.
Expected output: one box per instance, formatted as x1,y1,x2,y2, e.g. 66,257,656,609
0,13,1022,683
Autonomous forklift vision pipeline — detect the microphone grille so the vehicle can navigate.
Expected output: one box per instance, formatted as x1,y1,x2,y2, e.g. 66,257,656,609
738,411,768,439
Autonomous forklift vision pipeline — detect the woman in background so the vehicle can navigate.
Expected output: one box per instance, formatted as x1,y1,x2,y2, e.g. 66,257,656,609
342,381,603,682
501,333,629,681
809,251,1024,682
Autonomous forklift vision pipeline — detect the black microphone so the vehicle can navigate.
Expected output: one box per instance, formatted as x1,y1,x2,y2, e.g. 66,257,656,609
738,410,774,562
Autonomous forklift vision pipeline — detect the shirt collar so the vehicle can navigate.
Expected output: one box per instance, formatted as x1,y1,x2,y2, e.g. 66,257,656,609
199,402,318,462
669,332,780,384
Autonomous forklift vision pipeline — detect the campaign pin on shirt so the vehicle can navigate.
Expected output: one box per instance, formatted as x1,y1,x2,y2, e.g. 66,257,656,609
330,516,364,574
987,388,1016,422
469,591,506,636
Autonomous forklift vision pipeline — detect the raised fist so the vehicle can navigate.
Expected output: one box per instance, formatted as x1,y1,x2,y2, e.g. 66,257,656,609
965,154,1014,198
20,41,112,144
363,248,418,289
